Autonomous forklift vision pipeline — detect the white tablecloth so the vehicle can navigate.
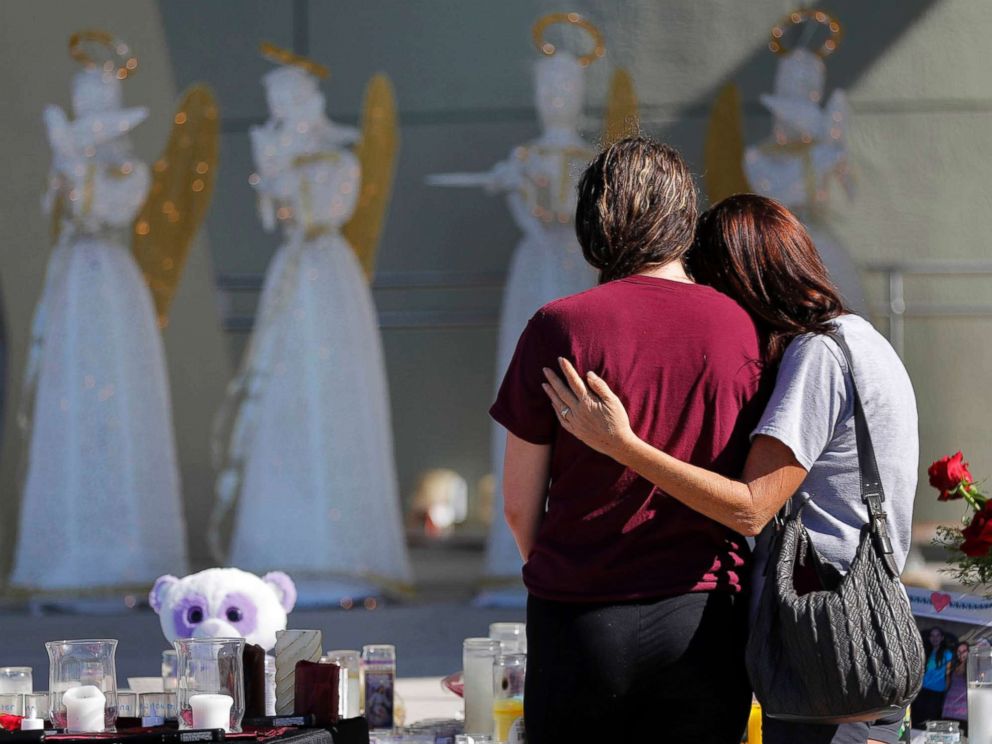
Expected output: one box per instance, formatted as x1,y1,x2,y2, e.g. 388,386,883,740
397,676,462,725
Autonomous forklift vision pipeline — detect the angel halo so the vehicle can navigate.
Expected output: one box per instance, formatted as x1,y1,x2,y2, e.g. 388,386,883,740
11,30,219,592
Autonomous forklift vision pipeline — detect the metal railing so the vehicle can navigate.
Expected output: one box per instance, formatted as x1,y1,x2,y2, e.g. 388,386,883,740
862,260,992,356
215,270,505,332
217,262,992,345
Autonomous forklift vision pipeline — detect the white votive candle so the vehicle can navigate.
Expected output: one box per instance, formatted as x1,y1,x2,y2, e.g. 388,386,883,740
190,693,233,731
63,685,106,732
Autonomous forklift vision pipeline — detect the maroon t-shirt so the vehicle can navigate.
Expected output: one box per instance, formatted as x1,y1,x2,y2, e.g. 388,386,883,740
490,276,767,602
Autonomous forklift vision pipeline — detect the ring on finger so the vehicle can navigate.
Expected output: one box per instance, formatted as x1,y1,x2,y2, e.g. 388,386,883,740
560,406,571,418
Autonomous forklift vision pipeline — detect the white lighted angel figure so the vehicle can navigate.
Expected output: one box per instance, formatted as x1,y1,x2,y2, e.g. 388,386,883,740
210,43,410,600
429,13,638,597
705,9,867,314
11,31,219,591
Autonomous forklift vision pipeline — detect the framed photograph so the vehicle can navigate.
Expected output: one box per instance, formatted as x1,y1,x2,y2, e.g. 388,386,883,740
908,587,992,732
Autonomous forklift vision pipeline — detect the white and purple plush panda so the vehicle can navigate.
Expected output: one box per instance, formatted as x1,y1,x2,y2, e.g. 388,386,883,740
150,568,297,652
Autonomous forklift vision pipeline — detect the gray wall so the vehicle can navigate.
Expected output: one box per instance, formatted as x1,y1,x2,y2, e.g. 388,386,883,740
162,0,976,531
0,0,987,577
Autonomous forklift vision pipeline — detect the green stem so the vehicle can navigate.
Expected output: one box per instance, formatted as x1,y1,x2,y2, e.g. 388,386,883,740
963,483,986,512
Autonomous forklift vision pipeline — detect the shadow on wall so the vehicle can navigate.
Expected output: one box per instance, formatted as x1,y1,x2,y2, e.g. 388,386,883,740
638,0,943,173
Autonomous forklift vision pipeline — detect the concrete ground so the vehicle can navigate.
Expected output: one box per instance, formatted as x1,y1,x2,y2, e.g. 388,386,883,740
0,540,526,681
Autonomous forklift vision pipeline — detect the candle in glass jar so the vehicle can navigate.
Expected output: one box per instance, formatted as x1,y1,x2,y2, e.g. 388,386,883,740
747,699,763,744
488,623,526,655
264,655,276,716
970,683,992,744
463,638,500,737
161,651,178,692
969,642,992,744
361,645,396,730
116,691,138,718
190,694,233,731
63,685,106,732
0,668,32,695
140,692,175,726
322,650,361,719
23,693,48,721
0,693,22,716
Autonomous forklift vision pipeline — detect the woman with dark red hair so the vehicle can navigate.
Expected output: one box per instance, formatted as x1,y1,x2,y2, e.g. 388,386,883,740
542,194,919,743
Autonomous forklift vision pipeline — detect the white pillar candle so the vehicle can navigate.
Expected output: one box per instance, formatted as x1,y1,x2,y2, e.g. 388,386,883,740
63,685,106,732
190,694,233,731
970,683,992,744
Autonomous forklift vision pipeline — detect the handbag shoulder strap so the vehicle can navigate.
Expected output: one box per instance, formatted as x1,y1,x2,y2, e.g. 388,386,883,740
826,330,900,577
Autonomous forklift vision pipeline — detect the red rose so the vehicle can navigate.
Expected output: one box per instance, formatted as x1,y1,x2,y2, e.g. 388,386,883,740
929,452,974,501
961,501,992,557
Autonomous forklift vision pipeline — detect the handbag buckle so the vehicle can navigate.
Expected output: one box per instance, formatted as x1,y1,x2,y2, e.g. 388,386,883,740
865,492,893,552
865,491,900,577
773,496,794,530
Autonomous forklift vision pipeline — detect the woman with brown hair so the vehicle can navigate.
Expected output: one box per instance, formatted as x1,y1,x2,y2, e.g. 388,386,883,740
941,639,969,731
490,138,764,741
541,193,919,743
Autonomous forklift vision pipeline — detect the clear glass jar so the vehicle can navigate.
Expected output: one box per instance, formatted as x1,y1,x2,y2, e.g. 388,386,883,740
161,650,179,692
0,693,22,716
362,645,396,730
0,667,32,695
174,637,245,732
322,650,362,718
23,692,49,721
463,638,500,738
139,692,177,725
264,655,276,716
492,654,525,744
46,639,118,732
488,624,526,655
116,690,138,718
970,642,992,744
924,720,961,743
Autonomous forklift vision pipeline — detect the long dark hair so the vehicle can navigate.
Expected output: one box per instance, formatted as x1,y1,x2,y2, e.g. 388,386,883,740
922,626,952,664
575,137,697,283
689,194,848,365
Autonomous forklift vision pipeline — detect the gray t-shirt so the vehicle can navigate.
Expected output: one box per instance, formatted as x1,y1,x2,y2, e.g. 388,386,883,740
752,314,918,576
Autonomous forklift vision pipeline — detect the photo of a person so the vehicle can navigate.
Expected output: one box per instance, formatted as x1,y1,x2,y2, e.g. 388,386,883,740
365,674,394,729
912,626,956,727
942,641,969,731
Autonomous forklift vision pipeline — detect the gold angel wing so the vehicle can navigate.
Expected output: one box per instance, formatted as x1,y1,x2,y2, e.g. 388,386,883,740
342,73,399,281
132,84,220,327
49,191,65,244
602,68,639,146
703,83,750,205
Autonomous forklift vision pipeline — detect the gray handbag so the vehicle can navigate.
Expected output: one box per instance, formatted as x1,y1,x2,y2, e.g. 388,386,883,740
745,333,925,723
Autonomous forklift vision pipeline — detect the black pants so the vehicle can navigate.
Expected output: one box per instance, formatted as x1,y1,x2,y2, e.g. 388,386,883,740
525,591,751,743
910,688,947,729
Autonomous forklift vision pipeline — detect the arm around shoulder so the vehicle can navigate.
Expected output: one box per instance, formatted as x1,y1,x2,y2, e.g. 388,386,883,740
543,358,809,537
616,433,807,536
